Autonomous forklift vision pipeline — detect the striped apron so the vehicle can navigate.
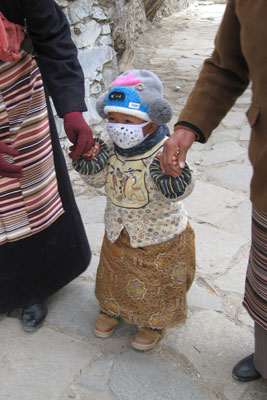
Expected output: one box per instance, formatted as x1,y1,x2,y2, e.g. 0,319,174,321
0,52,64,244
243,206,267,330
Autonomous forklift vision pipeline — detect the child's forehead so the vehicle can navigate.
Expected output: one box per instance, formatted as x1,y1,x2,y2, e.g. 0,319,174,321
107,111,146,123
108,111,129,117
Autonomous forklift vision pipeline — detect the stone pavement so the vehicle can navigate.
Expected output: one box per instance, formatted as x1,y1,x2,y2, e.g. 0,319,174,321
1,1,267,399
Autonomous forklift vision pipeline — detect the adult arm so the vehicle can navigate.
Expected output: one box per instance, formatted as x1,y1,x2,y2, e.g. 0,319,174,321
21,0,86,117
21,0,94,158
160,0,250,176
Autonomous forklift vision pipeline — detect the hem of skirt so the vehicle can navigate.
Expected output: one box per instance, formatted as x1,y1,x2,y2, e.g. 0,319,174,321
1,261,88,313
136,320,187,329
96,299,187,329
0,209,65,245
243,300,267,331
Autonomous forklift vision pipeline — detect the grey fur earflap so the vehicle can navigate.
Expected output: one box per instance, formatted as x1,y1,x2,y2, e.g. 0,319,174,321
95,92,108,119
148,98,173,124
95,69,173,125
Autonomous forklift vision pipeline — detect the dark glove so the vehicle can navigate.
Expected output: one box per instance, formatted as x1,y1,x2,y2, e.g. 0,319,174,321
0,141,22,178
63,111,94,160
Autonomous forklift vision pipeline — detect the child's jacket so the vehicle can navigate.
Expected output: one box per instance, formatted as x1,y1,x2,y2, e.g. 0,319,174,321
73,127,194,248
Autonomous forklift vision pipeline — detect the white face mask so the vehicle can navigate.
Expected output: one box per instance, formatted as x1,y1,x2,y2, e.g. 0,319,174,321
106,121,150,149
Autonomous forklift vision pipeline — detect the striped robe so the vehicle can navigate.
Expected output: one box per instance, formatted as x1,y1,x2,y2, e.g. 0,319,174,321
0,53,64,244
0,0,91,311
243,207,267,330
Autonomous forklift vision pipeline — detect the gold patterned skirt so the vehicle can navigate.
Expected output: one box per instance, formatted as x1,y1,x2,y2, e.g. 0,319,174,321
95,224,196,329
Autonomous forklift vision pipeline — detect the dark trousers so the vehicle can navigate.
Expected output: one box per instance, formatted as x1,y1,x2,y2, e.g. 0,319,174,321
254,322,267,378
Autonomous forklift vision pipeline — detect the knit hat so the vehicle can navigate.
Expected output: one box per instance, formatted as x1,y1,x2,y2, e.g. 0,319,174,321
96,69,173,125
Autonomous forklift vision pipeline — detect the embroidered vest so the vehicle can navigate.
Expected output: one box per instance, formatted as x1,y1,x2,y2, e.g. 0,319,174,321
105,139,164,209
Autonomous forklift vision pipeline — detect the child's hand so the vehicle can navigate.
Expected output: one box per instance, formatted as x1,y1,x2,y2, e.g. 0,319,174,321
157,151,182,176
82,141,100,161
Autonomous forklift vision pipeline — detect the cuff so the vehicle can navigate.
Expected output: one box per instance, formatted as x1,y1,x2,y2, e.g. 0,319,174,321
174,121,206,143
72,138,109,175
149,156,192,199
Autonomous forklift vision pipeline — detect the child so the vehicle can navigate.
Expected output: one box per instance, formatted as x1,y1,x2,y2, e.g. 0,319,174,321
73,69,196,350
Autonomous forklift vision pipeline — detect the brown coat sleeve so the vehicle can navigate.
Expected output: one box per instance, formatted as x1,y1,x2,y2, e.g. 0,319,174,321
178,0,250,141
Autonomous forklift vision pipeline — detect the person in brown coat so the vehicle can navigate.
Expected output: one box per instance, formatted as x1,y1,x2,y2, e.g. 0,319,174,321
159,0,267,382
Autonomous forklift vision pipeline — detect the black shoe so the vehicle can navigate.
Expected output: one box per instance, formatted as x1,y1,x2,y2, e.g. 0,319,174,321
22,302,47,332
0,313,6,321
232,354,262,382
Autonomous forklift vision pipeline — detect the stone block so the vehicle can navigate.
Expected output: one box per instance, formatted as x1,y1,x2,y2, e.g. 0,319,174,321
216,199,251,239
90,83,102,95
102,24,111,35
91,6,108,21
47,281,99,338
221,110,246,128
77,359,114,393
84,223,105,254
84,99,103,125
81,253,99,280
188,282,224,312
76,195,106,224
61,384,114,400
190,221,249,275
67,0,92,24
75,350,206,400
207,163,253,193
199,142,247,166
47,281,137,340
183,180,246,225
99,36,113,46
165,310,254,400
239,124,250,141
214,257,248,294
79,46,115,80
0,318,99,400
72,21,101,48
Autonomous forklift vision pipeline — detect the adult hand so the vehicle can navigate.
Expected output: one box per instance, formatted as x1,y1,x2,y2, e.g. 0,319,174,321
63,111,94,160
82,141,100,161
159,126,196,178
0,141,22,178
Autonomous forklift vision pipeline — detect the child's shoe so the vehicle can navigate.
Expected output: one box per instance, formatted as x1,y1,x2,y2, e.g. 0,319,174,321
93,311,121,338
131,327,166,350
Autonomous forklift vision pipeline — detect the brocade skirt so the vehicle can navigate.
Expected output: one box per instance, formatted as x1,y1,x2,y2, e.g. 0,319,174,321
95,224,195,329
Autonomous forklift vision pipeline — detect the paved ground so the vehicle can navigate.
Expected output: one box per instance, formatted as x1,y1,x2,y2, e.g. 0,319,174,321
1,1,267,399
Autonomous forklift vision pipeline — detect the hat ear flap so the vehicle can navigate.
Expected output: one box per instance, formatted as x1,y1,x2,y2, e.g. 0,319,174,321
148,98,173,124
96,92,108,119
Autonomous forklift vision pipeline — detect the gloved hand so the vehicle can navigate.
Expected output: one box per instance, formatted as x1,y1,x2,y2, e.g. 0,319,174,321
0,141,22,178
63,111,94,160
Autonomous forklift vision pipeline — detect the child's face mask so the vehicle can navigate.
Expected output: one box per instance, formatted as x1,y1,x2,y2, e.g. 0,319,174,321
106,121,150,149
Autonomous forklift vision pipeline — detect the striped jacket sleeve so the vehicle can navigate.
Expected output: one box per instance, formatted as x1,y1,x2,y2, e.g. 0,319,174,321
72,138,109,188
149,156,194,200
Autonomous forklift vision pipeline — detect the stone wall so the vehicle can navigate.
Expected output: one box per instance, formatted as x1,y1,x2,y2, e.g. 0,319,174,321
55,0,192,137
145,0,190,20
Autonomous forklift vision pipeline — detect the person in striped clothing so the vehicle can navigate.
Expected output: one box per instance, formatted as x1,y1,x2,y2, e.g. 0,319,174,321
0,0,93,331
